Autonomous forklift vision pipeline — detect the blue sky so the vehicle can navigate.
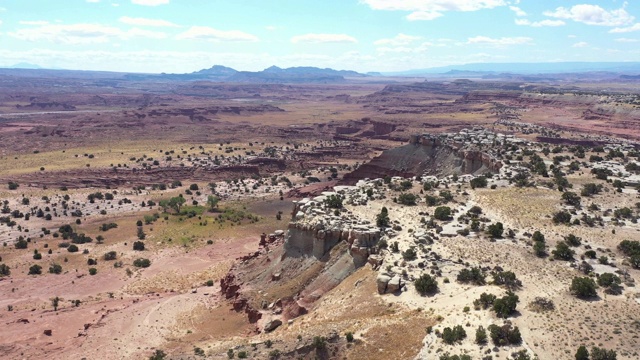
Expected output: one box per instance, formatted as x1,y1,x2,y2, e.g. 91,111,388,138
1,0,639,73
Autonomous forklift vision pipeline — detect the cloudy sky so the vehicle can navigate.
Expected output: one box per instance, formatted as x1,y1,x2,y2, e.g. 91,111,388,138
1,0,640,73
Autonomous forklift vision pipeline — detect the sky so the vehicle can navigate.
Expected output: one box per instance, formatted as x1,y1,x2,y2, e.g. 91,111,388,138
1,0,640,73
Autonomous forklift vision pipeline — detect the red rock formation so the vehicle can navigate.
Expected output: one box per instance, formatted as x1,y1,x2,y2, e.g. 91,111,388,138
341,137,502,185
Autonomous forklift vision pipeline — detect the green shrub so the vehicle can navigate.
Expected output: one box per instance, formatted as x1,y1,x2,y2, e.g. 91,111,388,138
488,323,521,346
49,264,62,274
312,336,326,350
28,264,42,275
345,332,354,342
457,267,485,285
470,176,488,189
492,291,519,318
552,210,572,224
570,277,597,299
402,247,417,261
414,274,438,295
433,206,451,220
324,195,343,209
561,191,581,206
532,231,545,242
133,258,151,268
0,264,11,276
487,222,504,238
376,207,390,227
441,325,466,344
149,349,167,360
475,326,487,344
398,193,417,205
589,346,617,360
473,292,496,309
565,234,581,247
533,241,546,257
552,242,574,260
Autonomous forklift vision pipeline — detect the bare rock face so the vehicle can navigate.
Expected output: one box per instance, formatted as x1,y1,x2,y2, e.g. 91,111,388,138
219,188,382,330
281,297,308,319
387,276,403,293
342,128,506,185
285,195,381,266
376,273,403,294
372,121,396,136
220,272,240,299
377,273,392,294
263,318,283,332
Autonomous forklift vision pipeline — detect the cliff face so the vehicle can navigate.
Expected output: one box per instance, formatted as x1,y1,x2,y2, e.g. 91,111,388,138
286,197,381,266
219,193,381,329
342,134,502,185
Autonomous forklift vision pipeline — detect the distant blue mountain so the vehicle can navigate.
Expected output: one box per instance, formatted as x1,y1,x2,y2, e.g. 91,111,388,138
7,62,43,69
132,65,368,83
383,62,640,76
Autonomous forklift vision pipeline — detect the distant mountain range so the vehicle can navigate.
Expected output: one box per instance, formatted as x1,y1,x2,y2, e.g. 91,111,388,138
383,62,640,76
6,62,44,69
2,62,640,83
127,65,368,83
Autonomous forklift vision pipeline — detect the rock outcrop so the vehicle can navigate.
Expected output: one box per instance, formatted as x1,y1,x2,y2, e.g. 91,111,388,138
341,128,505,184
219,191,382,330
286,195,381,266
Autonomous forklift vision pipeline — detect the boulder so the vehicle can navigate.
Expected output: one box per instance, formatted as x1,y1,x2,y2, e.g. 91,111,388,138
263,318,282,332
387,276,402,293
376,273,391,294
43,329,52,336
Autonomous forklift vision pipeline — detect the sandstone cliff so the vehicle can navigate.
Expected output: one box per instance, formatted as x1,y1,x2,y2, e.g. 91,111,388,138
219,193,381,331
341,132,502,185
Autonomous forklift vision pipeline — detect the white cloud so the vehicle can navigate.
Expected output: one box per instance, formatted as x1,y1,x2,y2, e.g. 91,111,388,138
515,19,565,27
19,21,50,26
8,23,166,44
127,28,167,39
509,6,526,17
265,25,277,31
291,33,357,44
407,11,443,21
377,42,433,54
374,33,421,46
614,37,638,43
567,34,577,38
467,36,533,46
572,41,589,48
544,4,634,26
131,0,169,5
175,26,258,42
119,16,178,27
86,0,100,3
361,0,507,21
609,23,640,33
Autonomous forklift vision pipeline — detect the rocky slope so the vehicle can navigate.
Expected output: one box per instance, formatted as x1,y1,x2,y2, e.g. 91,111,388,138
341,129,503,184
220,192,381,332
